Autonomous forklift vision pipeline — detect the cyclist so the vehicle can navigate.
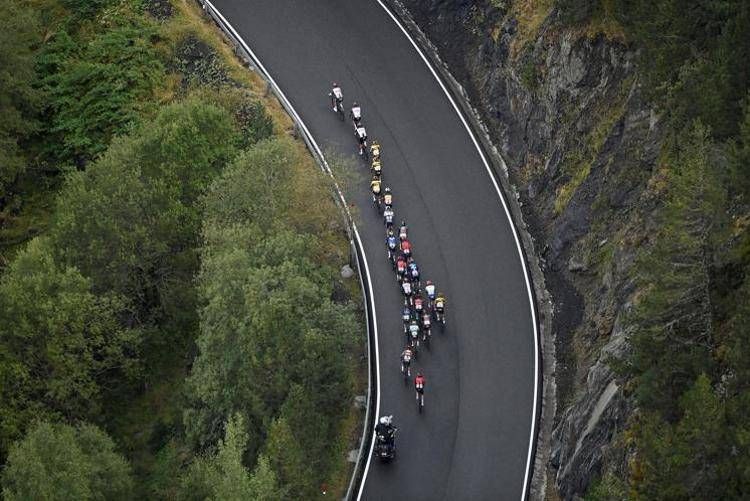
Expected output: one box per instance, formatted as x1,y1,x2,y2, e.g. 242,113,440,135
421,309,432,335
434,292,446,322
400,238,412,258
386,229,398,261
425,280,436,306
413,293,424,315
370,140,381,161
408,260,420,288
398,220,408,241
370,175,382,200
402,306,412,332
401,276,413,305
350,101,362,126
371,158,382,176
400,347,413,376
329,82,343,111
396,254,407,278
356,124,368,156
383,187,393,207
414,371,425,403
407,319,420,347
383,205,394,228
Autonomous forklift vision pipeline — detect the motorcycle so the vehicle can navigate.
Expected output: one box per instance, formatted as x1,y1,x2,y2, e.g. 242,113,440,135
374,429,397,460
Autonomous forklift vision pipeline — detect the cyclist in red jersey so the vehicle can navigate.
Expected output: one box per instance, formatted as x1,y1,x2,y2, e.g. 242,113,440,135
400,239,412,257
414,371,425,407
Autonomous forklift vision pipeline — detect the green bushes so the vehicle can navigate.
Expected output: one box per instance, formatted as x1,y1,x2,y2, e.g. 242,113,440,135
2,421,133,501
39,21,166,165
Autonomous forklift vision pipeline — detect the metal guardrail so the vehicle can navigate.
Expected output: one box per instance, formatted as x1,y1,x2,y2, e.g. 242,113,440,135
195,2,377,499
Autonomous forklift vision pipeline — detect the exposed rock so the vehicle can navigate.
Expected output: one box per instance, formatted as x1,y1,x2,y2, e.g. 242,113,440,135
390,0,664,498
567,258,586,272
340,264,355,279
145,0,173,21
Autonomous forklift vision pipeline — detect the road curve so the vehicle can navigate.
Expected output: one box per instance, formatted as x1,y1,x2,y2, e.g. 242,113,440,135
211,1,538,499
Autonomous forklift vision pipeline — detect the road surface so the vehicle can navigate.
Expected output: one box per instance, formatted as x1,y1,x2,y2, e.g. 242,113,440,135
211,1,538,499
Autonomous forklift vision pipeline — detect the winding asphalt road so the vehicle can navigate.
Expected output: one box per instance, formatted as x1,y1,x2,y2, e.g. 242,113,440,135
211,1,538,499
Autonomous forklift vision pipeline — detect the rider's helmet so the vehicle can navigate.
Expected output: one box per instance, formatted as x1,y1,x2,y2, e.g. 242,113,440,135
426,280,433,285
401,220,406,226
379,416,389,425
388,228,394,236
332,82,338,87
417,371,423,378
353,101,359,107
385,187,391,193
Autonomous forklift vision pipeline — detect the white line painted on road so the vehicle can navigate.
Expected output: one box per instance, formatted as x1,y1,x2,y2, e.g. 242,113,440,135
373,2,541,499
199,4,383,499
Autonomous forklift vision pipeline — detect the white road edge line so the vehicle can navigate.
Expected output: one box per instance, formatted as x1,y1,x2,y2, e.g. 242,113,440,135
199,3,382,498
372,2,540,500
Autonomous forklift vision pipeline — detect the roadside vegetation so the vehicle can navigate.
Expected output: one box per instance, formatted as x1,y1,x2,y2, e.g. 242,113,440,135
0,0,363,498
553,0,750,498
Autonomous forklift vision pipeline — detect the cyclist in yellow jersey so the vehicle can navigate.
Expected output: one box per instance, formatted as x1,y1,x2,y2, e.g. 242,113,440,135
370,176,382,196
370,140,381,161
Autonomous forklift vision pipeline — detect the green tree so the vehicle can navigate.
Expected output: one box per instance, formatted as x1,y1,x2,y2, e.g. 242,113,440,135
2,421,133,500
178,414,283,501
627,122,724,419
0,1,42,199
0,239,141,459
632,375,725,500
49,99,237,314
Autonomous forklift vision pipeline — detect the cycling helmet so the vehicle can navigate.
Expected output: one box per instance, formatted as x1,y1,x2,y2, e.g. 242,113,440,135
385,187,391,193
332,82,338,87
379,416,389,425
426,280,433,285
417,371,423,377
353,101,359,106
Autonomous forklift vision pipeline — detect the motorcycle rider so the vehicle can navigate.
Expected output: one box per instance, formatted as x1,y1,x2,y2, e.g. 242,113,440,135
383,204,394,228
375,415,397,451
329,82,343,111
350,101,362,126
356,123,368,156
400,347,413,376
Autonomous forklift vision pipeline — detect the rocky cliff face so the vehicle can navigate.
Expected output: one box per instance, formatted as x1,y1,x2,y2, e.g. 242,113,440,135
390,1,663,498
